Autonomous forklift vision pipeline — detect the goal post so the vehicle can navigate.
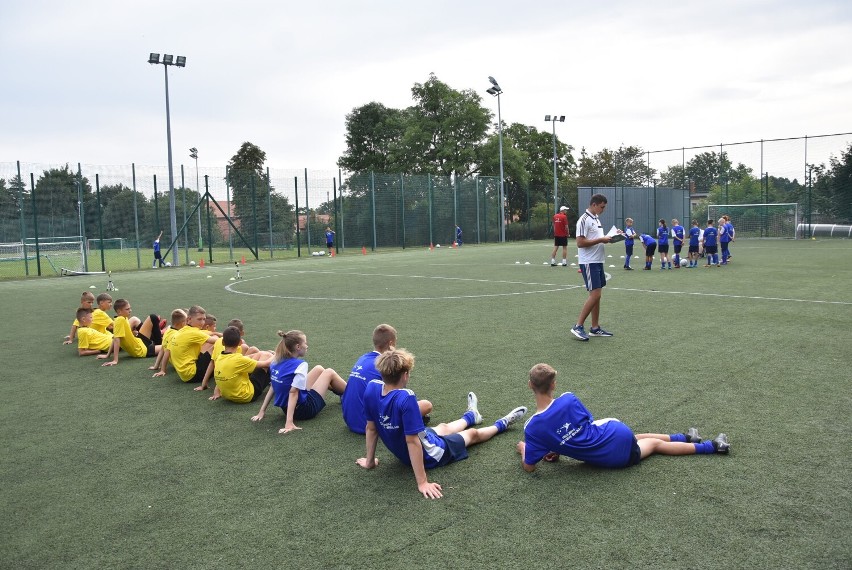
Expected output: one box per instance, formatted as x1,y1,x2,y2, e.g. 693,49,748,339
22,237,86,274
707,203,799,239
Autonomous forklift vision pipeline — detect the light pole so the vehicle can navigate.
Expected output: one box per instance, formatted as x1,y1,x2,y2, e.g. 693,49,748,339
486,76,506,242
148,52,186,266
189,147,203,250
545,115,565,213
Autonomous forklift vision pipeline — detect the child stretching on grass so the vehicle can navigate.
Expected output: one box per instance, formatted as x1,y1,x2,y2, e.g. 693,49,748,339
196,318,264,392
341,324,433,434
250,330,346,433
150,309,185,374
100,299,163,366
356,348,527,499
154,305,218,382
517,363,729,472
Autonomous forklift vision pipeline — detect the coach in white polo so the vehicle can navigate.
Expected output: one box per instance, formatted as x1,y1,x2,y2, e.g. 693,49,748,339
571,194,615,342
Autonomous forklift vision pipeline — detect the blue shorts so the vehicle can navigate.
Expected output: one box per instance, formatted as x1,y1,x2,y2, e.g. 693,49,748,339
292,389,326,420
579,263,606,291
427,429,469,468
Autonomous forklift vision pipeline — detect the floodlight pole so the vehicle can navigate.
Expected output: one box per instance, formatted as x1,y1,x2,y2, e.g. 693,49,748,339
487,77,506,242
190,147,202,250
149,52,186,266
545,115,565,213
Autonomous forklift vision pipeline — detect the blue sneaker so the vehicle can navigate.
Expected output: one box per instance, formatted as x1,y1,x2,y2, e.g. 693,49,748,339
570,325,589,341
588,327,613,337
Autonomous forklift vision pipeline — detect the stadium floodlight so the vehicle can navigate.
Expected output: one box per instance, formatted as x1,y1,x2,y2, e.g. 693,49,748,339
545,114,566,213
148,51,187,266
189,148,203,250
486,76,506,242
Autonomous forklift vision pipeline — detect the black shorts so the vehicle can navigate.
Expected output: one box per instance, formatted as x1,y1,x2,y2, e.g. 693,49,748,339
658,243,669,253
673,243,683,254
553,236,568,247
187,352,213,383
248,368,271,402
705,245,718,255
688,245,699,253
645,244,657,257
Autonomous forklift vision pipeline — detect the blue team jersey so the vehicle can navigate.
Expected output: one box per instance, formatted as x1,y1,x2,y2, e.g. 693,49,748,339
689,227,701,246
703,227,718,247
325,231,334,244
153,240,161,253
657,226,669,245
720,224,732,243
363,380,447,468
523,392,636,468
725,222,735,240
341,351,381,434
672,225,685,243
269,357,309,408
623,227,636,246
639,234,656,247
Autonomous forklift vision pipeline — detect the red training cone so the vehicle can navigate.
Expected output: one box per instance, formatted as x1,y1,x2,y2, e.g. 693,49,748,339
199,258,205,268
429,243,434,251
362,246,367,255
241,255,246,265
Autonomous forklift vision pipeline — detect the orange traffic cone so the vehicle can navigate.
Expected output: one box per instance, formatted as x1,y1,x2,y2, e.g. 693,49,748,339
199,258,205,268
452,241,457,248
362,246,367,255
330,250,335,258
241,255,246,265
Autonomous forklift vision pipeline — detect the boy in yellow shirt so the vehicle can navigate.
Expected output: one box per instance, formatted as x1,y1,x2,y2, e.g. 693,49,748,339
207,327,274,403
64,291,95,344
164,305,218,383
100,299,163,366
75,308,114,357
150,309,185,374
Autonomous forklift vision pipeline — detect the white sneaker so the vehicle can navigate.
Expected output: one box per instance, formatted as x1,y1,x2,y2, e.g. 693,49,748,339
467,392,483,425
498,406,528,428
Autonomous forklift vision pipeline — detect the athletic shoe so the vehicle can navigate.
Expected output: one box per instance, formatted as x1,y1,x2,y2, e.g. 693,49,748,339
551,263,557,267
712,433,730,454
685,427,702,443
570,325,589,341
498,406,528,428
467,392,482,425
624,266,633,270
588,327,613,337
643,267,651,270
561,262,567,267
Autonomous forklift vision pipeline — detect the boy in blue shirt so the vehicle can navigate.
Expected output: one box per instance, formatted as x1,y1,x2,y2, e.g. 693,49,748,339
325,227,335,255
671,218,685,268
357,348,527,499
517,363,729,472
656,218,671,270
719,216,732,264
688,220,701,267
639,233,657,270
455,225,463,247
341,324,433,434
702,219,719,267
622,217,637,270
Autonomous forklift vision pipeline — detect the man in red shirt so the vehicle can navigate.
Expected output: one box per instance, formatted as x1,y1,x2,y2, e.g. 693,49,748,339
550,206,570,266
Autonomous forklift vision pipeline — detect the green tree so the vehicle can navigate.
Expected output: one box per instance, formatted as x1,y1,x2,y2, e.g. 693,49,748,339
32,165,92,238
576,145,652,188
821,143,852,222
338,102,409,173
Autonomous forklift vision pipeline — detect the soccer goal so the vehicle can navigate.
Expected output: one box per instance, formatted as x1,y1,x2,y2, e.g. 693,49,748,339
707,203,799,239
87,237,127,252
24,236,86,274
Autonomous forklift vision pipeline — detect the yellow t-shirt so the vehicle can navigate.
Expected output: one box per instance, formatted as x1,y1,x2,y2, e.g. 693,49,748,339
211,337,242,362
77,327,114,352
90,309,113,334
112,316,147,358
169,326,211,382
161,328,177,351
214,352,257,403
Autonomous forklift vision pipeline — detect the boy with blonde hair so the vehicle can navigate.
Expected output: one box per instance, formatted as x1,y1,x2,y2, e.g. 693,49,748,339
100,299,162,366
64,291,96,344
357,348,526,499
163,305,218,383
517,363,729,472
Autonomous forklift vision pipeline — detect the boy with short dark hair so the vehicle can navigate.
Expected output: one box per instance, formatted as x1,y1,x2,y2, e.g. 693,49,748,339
356,348,527,499
151,309,185,374
91,293,114,334
75,308,114,357
207,327,274,404
622,217,636,270
64,291,96,344
702,219,719,267
517,363,729,472
688,220,701,267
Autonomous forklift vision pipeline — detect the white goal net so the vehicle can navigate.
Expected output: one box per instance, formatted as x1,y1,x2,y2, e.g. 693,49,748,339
707,203,799,239
24,237,86,274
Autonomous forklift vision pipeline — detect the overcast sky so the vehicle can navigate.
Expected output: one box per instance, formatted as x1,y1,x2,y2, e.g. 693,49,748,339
2,0,851,181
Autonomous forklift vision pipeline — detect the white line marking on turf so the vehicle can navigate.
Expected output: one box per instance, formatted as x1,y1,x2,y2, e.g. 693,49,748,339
609,286,852,305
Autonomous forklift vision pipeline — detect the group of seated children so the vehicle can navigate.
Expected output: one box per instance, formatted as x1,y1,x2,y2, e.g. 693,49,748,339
623,216,735,270
67,298,731,500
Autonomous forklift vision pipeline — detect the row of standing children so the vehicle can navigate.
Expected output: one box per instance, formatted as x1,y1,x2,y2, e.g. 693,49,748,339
623,216,735,270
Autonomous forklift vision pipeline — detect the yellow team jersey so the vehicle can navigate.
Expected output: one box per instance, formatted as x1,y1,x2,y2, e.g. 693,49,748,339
161,328,177,351
211,337,242,362
90,309,113,334
112,316,147,358
169,326,211,381
214,352,257,403
77,327,113,352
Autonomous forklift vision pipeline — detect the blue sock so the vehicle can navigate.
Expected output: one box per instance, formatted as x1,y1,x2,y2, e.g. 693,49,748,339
462,410,476,428
495,419,508,433
670,433,687,443
695,441,715,454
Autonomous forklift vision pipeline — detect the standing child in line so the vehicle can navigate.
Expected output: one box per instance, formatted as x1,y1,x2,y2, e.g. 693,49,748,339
517,363,730,472
341,324,433,434
550,206,570,266
356,348,527,499
671,218,685,268
702,219,719,267
622,217,637,270
100,299,162,366
639,233,657,270
455,224,463,247
688,220,701,267
152,230,165,268
250,330,347,433
656,218,671,270
64,291,96,344
207,327,275,404
719,216,732,265
723,215,735,261
75,308,114,357
325,226,335,255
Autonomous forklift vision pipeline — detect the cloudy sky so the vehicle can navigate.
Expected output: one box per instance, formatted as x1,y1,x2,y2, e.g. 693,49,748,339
2,0,851,180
